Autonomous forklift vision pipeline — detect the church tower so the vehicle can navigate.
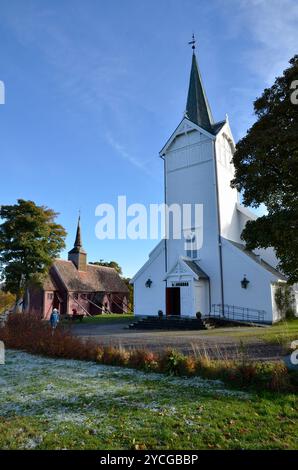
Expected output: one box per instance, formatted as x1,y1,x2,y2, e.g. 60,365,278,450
132,40,287,323
68,216,87,271
160,45,225,314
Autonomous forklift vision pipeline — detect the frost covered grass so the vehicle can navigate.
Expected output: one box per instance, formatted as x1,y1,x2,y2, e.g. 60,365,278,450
1,314,297,392
0,350,297,450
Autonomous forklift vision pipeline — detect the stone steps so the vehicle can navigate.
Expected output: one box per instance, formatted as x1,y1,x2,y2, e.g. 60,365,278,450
128,316,209,331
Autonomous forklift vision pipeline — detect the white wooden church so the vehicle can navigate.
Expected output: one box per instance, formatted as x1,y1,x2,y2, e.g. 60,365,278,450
132,47,297,324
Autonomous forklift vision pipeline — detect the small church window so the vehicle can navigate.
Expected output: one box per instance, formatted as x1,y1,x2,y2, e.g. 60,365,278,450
186,250,198,259
47,293,54,300
185,229,198,259
186,249,198,259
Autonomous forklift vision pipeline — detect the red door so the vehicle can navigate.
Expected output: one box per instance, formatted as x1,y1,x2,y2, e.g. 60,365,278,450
166,287,181,316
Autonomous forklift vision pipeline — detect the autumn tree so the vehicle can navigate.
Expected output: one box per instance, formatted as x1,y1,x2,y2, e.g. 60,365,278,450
0,289,15,313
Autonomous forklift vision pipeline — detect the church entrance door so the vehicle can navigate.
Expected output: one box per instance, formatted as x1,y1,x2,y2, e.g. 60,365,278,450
53,293,60,310
166,287,181,316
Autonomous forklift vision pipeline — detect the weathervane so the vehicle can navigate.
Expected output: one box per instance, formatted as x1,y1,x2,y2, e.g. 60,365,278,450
188,33,196,51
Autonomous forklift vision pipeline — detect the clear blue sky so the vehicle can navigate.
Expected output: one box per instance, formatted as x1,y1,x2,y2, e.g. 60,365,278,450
1,0,297,277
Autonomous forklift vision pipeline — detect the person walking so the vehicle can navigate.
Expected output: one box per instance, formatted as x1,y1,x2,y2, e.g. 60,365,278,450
50,308,59,331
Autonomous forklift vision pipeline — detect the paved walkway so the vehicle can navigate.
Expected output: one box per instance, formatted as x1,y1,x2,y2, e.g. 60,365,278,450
71,322,283,361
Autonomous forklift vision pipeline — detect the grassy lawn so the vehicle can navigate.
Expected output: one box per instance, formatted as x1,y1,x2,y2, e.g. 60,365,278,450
261,319,298,345
201,318,298,345
64,313,134,325
0,350,297,450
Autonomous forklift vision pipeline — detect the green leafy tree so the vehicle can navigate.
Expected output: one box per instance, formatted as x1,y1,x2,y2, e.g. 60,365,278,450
0,199,66,299
274,283,295,320
231,55,298,283
90,260,122,275
122,277,134,312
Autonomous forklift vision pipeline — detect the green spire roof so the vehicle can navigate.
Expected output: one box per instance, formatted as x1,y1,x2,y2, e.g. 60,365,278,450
185,52,214,132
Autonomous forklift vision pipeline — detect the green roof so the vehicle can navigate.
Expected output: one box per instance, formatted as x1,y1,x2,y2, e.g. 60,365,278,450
185,53,214,133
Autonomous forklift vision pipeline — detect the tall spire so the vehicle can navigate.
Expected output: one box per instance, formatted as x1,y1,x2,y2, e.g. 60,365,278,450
74,215,82,248
68,214,87,271
185,40,214,132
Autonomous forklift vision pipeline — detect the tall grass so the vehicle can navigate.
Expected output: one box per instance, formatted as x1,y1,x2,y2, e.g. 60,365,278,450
0,313,296,392
0,313,101,361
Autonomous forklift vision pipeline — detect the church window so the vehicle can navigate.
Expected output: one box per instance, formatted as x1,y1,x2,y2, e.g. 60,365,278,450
47,293,54,300
185,230,198,259
186,249,198,259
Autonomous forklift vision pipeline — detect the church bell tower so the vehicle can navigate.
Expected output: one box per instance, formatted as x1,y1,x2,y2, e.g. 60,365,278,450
68,216,87,271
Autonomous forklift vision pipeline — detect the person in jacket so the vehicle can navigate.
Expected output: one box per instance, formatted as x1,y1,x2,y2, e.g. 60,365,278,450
50,308,59,330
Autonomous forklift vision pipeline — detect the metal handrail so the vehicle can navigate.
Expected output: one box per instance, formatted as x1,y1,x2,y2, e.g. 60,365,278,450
210,304,266,323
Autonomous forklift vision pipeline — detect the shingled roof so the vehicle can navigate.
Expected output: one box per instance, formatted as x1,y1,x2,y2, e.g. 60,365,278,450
43,275,59,291
51,259,129,293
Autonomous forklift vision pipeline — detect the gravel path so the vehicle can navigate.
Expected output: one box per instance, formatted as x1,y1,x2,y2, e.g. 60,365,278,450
71,322,283,361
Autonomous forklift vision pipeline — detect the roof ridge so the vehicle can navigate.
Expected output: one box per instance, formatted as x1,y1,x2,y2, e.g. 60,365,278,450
226,239,286,280
51,258,128,293
87,264,117,271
